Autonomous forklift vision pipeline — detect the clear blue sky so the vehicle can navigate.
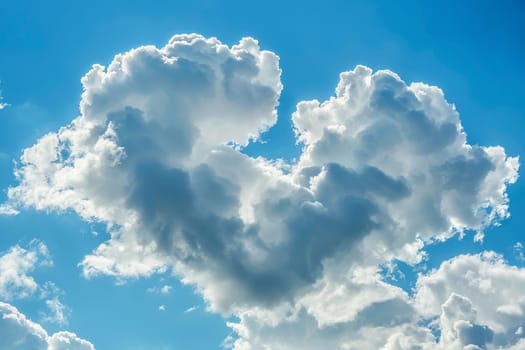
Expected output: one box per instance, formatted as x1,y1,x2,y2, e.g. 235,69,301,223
0,1,524,349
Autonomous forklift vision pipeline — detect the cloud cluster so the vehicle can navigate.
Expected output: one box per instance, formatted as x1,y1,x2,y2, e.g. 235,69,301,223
0,240,51,300
416,252,525,349
0,302,94,350
229,252,525,349
4,34,521,348
0,241,73,330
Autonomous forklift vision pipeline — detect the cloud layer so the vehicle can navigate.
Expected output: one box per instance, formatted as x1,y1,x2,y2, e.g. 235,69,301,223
4,34,521,348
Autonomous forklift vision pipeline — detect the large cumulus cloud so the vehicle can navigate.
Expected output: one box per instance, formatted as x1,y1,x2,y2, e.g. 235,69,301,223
4,33,521,347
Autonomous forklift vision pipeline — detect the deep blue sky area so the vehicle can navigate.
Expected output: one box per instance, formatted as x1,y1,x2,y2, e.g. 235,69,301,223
0,1,524,349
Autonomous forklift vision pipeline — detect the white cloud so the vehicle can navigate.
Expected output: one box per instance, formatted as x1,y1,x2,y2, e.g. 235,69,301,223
0,240,52,300
42,297,70,327
227,253,525,349
0,204,19,215
0,302,94,350
2,33,520,347
0,90,7,110
415,252,525,349
0,242,71,327
147,284,172,295
514,242,525,261
158,305,166,311
184,305,199,313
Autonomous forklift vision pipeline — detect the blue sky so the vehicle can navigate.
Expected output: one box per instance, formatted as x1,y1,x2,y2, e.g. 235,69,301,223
0,1,524,349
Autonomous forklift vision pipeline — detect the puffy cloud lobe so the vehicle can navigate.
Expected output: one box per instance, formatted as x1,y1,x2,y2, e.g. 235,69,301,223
4,34,520,346
438,293,494,349
415,252,525,349
47,332,95,350
228,253,525,350
0,302,94,350
293,66,518,243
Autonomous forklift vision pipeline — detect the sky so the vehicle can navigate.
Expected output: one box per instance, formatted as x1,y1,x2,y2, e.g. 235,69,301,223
0,1,524,349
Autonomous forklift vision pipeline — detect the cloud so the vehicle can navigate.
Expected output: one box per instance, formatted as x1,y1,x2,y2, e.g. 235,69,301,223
0,240,52,300
0,90,7,110
415,252,525,349
42,297,70,327
514,242,525,262
0,302,95,350
147,284,172,295
184,305,199,313
228,253,525,349
0,242,72,327
3,33,520,347
0,204,19,215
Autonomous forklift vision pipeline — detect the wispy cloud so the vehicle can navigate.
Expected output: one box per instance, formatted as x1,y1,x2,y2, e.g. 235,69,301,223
42,297,70,326
0,204,19,216
147,284,172,295
0,91,7,110
0,240,52,300
184,306,198,314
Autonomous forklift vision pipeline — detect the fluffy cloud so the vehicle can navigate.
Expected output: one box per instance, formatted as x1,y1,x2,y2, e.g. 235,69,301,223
415,252,525,349
0,302,94,350
0,242,73,328
3,33,521,347
0,240,52,300
228,253,525,350
0,204,19,215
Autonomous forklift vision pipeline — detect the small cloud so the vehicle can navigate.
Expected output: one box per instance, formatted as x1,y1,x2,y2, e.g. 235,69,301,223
0,87,8,110
42,297,70,326
184,305,199,313
147,284,172,295
514,242,524,261
474,231,485,243
39,281,61,299
0,240,52,300
158,305,166,311
160,285,172,294
0,205,19,216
